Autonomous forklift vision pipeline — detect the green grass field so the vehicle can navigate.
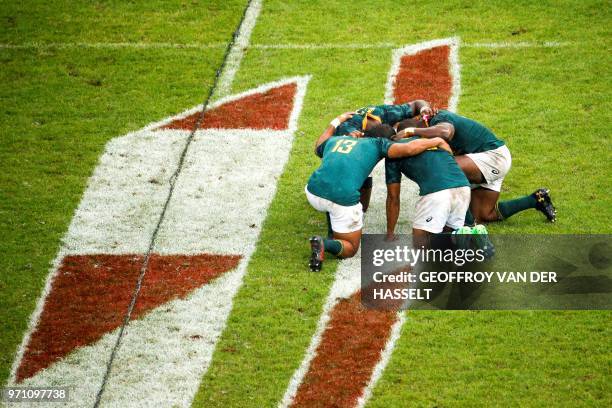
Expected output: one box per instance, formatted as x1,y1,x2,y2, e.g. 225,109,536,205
1,0,611,406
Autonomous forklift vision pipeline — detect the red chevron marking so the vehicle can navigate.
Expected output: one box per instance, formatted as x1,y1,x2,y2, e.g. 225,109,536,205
16,253,241,382
161,83,297,130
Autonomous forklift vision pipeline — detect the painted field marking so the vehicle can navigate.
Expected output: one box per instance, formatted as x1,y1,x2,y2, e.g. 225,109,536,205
384,37,461,109
8,76,310,407
0,42,228,49
215,0,262,99
0,41,570,50
280,37,460,408
252,41,568,49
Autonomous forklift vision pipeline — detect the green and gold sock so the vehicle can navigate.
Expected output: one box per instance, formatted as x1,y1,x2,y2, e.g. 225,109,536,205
323,238,343,256
497,195,537,219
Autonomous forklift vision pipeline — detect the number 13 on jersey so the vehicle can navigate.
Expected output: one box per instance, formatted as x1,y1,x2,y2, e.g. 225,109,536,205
331,139,357,154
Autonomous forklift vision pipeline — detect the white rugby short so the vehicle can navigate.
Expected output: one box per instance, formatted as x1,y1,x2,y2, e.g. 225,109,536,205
305,186,363,233
466,145,512,192
412,186,471,233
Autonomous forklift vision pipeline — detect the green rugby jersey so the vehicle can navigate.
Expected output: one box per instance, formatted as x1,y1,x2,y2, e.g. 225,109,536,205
335,103,413,135
385,137,469,196
308,136,393,206
429,110,504,154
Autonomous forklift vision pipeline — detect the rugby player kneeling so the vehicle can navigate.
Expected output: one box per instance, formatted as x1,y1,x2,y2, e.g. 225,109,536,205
394,109,556,224
385,118,489,249
306,114,451,271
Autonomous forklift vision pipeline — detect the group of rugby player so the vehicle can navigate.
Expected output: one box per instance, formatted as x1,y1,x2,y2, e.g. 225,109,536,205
305,100,556,271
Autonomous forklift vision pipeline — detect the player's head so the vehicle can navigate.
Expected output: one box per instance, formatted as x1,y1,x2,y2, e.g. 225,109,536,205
362,111,382,131
364,124,396,140
396,117,426,131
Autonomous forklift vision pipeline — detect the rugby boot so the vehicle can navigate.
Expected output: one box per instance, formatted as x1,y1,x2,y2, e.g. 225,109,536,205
533,188,557,222
309,236,324,272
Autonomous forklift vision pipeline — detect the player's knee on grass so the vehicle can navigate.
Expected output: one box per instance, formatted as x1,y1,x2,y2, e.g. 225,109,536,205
337,242,358,258
472,206,500,222
470,188,502,222
333,230,361,258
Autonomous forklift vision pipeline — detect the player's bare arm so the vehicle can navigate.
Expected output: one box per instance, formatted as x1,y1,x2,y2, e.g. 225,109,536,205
395,122,455,142
314,112,354,153
387,137,451,158
385,182,401,240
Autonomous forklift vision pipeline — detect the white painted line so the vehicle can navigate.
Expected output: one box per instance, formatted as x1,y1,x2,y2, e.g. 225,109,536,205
253,41,569,50
8,249,66,388
0,41,570,51
63,132,188,255
448,39,462,113
356,312,406,408
0,42,226,50
254,42,399,50
467,41,567,48
215,0,263,99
